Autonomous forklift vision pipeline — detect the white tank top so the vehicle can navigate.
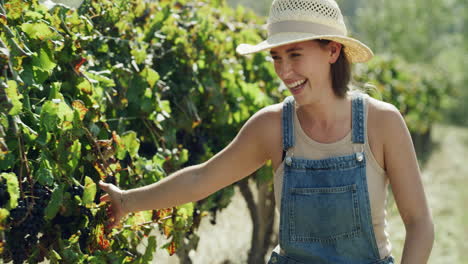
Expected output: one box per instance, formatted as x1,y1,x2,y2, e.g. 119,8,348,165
273,95,392,258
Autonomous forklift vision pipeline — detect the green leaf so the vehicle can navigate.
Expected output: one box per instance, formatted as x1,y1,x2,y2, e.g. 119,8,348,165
21,23,55,40
40,101,59,132
32,48,57,73
5,0,26,20
35,167,54,186
37,131,51,146
49,82,62,100
141,236,156,263
1,172,19,209
121,131,140,158
68,140,81,171
176,202,194,221
40,101,74,132
5,80,23,115
159,100,171,114
140,67,160,88
49,249,62,263
0,208,9,224
82,176,96,205
45,184,65,220
0,152,15,171
77,79,92,94
85,71,115,88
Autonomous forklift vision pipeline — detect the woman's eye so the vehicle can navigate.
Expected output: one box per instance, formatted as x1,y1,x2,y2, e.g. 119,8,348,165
290,53,301,58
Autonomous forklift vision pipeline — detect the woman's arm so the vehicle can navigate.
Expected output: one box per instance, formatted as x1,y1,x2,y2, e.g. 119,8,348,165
99,106,279,228
381,105,434,263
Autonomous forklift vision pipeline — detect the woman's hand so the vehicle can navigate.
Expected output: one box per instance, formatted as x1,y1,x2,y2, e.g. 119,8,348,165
99,181,127,229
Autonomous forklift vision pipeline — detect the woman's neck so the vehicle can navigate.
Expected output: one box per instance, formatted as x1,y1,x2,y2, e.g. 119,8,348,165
297,92,351,133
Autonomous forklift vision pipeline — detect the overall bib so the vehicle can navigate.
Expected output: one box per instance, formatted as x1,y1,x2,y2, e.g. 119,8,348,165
268,95,394,264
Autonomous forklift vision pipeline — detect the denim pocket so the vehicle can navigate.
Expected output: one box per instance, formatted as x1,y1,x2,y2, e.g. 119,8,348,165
288,184,361,243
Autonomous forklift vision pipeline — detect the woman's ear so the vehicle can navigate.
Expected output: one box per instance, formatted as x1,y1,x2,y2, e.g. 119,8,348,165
328,42,342,64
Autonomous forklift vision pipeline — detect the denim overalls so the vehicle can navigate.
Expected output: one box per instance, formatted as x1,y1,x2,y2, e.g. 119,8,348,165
267,94,394,264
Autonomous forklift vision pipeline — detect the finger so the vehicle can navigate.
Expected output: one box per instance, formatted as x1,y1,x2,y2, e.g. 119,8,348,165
99,181,110,191
100,193,111,202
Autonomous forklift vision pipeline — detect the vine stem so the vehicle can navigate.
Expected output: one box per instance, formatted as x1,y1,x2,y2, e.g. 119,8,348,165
83,127,116,178
13,120,36,227
111,213,191,236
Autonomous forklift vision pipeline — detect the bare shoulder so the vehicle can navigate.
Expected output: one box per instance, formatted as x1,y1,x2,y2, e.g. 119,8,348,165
246,103,282,142
244,102,283,166
367,96,405,129
251,103,283,124
366,96,409,145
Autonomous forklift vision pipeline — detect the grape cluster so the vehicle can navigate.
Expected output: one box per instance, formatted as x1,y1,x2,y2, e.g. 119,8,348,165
69,184,84,197
6,182,51,264
51,196,94,252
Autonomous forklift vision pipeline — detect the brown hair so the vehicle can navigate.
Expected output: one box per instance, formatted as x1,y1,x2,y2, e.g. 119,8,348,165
316,39,351,98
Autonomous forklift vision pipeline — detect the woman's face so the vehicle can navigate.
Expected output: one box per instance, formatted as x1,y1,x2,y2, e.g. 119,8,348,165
270,40,341,103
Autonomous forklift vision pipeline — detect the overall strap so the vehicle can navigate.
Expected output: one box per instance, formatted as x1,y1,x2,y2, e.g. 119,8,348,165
282,96,295,160
351,93,365,144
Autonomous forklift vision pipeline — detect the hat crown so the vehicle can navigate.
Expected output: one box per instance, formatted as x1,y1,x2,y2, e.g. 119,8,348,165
267,0,347,35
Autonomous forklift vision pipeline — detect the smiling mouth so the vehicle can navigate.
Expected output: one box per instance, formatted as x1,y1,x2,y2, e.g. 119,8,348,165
286,79,307,91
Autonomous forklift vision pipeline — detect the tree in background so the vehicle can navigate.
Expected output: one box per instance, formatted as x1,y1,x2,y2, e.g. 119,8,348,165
353,0,466,124
227,0,271,16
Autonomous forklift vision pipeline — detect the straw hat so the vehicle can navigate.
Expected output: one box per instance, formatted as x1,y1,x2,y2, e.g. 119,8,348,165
236,0,373,63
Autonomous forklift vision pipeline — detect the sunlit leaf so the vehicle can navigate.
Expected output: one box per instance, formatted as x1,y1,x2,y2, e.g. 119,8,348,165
40,100,74,132
5,80,23,115
72,100,88,120
176,202,194,221
163,218,173,238
21,22,55,40
49,249,62,262
5,0,26,20
1,172,19,209
140,67,160,88
121,131,140,158
32,47,57,72
0,208,9,227
68,140,81,171
159,100,171,114
77,79,92,94
82,176,96,205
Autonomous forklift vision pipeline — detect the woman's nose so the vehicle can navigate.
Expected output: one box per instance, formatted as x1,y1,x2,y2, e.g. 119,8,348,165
277,61,294,79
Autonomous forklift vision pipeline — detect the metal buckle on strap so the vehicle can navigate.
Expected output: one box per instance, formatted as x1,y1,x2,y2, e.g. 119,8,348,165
354,144,364,162
285,148,294,166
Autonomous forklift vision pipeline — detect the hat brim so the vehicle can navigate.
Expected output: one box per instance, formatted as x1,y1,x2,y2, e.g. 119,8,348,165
236,33,373,63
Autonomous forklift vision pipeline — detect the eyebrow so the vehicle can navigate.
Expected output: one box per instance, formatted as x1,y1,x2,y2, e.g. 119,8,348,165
270,47,303,55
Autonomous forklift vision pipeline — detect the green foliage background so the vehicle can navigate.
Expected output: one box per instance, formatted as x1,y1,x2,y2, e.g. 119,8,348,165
0,0,453,262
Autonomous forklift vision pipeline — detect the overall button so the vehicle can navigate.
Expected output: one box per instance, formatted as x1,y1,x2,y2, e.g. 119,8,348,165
356,152,364,162
270,255,278,263
285,157,292,166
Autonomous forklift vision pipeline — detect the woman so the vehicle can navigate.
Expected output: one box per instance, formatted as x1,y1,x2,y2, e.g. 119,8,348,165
99,0,434,263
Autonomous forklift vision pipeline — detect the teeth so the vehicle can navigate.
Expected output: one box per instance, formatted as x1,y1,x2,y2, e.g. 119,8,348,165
286,79,306,89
